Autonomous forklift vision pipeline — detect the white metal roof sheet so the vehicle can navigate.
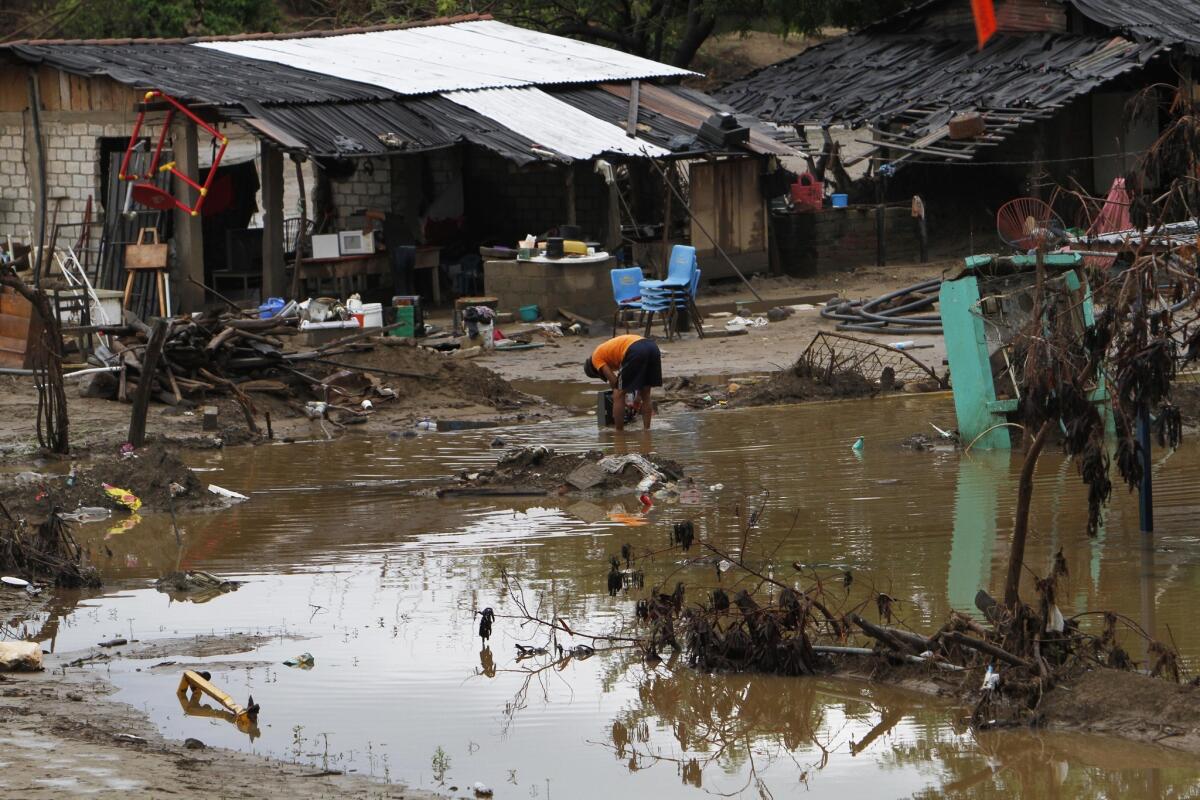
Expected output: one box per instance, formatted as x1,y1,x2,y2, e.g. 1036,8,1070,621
196,20,693,96
443,87,670,160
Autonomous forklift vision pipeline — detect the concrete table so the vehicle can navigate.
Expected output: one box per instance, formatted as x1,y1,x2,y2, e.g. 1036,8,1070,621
484,253,616,321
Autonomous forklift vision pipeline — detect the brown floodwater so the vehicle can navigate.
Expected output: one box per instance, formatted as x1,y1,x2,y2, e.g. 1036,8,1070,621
27,392,1200,798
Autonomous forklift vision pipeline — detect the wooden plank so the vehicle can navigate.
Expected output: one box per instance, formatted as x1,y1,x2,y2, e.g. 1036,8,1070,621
37,67,60,111
625,79,640,137
127,318,169,447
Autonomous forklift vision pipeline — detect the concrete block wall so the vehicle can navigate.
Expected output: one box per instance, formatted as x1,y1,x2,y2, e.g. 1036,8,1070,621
0,114,33,235
466,149,608,245
0,111,130,238
484,256,615,319
771,205,923,276
330,156,391,227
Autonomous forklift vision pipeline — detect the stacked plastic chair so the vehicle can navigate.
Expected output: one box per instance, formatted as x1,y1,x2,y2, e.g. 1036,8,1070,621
610,266,646,333
638,245,704,339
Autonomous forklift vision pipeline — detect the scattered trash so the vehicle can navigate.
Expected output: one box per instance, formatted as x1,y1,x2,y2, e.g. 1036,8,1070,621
57,506,112,523
1,576,29,588
852,436,865,451
113,734,147,745
982,664,999,691
708,483,724,492
101,483,142,511
889,340,917,350
207,484,248,501
98,638,128,648
177,670,260,733
360,399,373,410
304,401,328,419
283,652,315,669
0,641,43,672
416,418,437,431
1046,604,1065,633
474,781,495,797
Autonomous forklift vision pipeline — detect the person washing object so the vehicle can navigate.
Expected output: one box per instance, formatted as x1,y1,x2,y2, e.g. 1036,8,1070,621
584,334,662,431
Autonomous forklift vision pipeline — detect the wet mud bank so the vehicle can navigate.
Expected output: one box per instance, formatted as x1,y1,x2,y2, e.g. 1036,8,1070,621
0,632,441,798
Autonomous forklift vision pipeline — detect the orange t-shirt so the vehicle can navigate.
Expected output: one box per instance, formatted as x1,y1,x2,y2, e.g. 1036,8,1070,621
591,334,643,372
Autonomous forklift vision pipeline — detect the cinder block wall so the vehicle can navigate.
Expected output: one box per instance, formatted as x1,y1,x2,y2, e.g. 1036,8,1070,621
771,205,923,275
329,156,391,227
0,111,131,236
465,149,608,246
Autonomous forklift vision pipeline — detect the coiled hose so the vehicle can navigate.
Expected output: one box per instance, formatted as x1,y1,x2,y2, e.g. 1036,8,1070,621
820,278,944,335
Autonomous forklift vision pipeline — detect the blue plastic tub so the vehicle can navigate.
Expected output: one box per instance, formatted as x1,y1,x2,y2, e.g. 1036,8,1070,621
258,297,285,319
831,193,849,208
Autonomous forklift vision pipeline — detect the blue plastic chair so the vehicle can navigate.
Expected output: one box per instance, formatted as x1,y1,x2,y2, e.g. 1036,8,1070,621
611,266,646,333
639,245,697,293
641,259,704,339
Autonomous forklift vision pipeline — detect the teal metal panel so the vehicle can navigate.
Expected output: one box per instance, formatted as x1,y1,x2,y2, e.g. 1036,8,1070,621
941,275,1012,449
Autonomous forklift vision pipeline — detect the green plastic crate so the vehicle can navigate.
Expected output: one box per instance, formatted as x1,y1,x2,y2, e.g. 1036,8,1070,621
389,305,415,337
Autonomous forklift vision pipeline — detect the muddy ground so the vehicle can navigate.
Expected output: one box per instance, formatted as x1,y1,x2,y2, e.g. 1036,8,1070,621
0,337,563,463
482,264,953,386
0,632,441,798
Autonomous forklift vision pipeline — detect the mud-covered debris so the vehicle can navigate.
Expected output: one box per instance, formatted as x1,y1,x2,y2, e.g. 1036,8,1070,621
155,571,243,601
439,447,685,496
0,641,43,672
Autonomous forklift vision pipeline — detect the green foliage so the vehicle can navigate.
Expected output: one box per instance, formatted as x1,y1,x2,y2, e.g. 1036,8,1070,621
54,0,277,39
436,0,913,67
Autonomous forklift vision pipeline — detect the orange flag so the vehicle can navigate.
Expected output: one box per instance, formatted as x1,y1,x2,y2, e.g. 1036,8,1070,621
972,0,997,49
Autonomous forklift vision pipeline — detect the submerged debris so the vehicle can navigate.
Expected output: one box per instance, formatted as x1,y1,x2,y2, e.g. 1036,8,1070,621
155,570,243,602
436,446,685,497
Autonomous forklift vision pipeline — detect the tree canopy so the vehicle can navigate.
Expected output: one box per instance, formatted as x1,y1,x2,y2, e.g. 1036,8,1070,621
29,0,907,69
51,0,278,40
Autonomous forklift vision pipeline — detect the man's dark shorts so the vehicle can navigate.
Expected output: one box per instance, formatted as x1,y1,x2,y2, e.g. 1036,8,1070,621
619,339,663,392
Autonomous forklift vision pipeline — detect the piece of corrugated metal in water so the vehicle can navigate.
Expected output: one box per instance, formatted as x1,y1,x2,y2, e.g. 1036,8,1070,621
197,19,694,96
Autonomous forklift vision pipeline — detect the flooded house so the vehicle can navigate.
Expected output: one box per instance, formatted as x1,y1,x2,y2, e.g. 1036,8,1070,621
718,0,1200,260
0,16,801,319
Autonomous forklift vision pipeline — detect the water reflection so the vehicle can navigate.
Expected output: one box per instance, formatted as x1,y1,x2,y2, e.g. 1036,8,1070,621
27,398,1200,797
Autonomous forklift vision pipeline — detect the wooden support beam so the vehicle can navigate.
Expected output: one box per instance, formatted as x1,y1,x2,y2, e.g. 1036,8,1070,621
625,79,640,137
173,119,205,311
127,318,168,447
261,141,286,298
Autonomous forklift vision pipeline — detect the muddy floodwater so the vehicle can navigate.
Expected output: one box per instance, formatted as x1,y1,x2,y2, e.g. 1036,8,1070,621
29,392,1200,798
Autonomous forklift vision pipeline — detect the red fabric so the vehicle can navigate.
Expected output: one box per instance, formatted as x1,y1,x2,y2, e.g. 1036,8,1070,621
972,0,997,49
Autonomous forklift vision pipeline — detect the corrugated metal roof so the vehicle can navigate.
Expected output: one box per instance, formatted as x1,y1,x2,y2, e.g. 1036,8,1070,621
444,87,670,159
198,20,693,96
6,42,391,105
1066,0,1200,51
718,33,1163,129
243,95,556,164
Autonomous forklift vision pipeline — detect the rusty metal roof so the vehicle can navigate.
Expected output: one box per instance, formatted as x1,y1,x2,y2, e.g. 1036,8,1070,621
717,32,1164,164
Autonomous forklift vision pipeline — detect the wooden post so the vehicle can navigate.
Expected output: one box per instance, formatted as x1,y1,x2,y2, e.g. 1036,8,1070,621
565,164,577,227
625,80,640,137
289,154,309,300
173,120,206,311
128,318,169,447
660,161,673,278
24,69,47,287
261,142,286,298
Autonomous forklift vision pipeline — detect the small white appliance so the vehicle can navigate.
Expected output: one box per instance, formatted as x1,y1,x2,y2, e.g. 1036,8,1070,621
338,230,375,255
311,233,340,260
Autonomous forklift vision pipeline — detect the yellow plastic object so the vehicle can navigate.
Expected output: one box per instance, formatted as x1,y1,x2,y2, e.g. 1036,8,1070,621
177,670,259,735
101,483,142,511
563,240,587,255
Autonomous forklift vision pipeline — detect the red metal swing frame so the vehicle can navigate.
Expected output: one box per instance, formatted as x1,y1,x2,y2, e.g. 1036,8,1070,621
118,90,228,217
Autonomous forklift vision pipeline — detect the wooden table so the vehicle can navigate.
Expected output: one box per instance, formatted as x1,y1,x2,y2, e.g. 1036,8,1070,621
297,251,389,297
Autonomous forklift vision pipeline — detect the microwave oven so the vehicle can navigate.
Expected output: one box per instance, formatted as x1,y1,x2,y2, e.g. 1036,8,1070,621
339,230,375,255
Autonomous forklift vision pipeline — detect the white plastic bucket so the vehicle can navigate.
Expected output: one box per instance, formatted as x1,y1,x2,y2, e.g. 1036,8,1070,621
361,302,383,329
480,321,495,349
